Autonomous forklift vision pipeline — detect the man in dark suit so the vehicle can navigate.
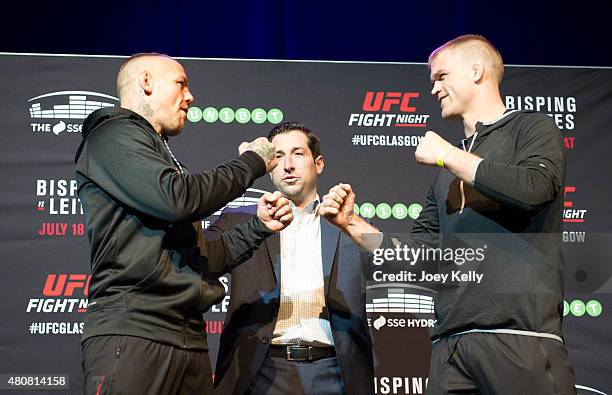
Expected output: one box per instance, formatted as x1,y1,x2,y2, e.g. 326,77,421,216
207,122,374,395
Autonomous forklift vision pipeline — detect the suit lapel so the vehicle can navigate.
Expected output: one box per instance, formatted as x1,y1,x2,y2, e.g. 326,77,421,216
265,232,281,285
320,218,340,294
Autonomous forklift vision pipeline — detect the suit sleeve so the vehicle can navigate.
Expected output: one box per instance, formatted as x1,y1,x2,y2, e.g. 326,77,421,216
82,120,266,224
474,116,565,211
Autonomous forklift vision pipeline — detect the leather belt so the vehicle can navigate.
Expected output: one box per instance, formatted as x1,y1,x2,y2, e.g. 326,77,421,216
268,345,336,362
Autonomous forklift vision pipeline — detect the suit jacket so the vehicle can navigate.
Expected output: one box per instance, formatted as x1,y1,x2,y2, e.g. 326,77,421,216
206,205,374,395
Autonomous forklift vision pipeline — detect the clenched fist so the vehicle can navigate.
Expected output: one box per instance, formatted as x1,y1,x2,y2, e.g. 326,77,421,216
257,191,293,232
415,131,455,166
319,183,355,230
239,137,278,172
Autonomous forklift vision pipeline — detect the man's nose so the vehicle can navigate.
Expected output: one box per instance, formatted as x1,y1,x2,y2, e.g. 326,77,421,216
283,156,294,170
184,89,194,104
431,82,440,96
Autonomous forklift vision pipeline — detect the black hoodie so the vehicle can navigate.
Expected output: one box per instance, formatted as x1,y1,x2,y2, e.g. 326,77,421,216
75,107,272,350
387,110,567,341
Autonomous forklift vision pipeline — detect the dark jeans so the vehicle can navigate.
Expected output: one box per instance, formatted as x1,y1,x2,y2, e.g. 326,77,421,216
246,355,344,395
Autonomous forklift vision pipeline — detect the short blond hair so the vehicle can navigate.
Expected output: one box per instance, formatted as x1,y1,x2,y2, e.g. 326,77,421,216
428,35,504,84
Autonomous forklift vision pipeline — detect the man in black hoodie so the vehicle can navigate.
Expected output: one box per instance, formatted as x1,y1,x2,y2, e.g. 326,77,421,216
75,53,293,394
320,36,576,394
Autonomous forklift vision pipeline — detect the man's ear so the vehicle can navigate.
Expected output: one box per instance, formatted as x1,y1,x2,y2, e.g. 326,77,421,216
472,61,484,83
138,71,154,96
315,155,324,175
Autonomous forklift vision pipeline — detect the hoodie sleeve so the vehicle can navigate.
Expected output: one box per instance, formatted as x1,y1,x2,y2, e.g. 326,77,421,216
80,119,266,223
473,115,565,211
202,209,274,275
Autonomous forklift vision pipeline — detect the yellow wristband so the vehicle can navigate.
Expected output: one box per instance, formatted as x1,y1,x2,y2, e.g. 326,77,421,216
437,146,456,168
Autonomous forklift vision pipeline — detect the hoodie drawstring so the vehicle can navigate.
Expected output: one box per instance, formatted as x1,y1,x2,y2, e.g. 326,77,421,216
459,131,478,214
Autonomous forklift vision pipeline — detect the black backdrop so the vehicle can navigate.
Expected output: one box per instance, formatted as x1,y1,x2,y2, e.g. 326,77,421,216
0,53,610,394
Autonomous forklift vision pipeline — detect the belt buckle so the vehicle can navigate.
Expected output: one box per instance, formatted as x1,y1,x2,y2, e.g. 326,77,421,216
286,346,312,361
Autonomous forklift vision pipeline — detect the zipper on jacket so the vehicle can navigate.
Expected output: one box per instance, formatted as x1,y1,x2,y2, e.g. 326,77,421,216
162,137,184,175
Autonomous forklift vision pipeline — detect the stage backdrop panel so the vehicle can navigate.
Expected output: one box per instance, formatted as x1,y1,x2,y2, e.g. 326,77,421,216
0,54,610,394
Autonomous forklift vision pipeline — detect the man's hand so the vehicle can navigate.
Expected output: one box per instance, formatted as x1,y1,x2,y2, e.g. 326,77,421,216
415,131,455,166
320,183,355,230
320,183,382,252
239,137,278,172
257,191,293,232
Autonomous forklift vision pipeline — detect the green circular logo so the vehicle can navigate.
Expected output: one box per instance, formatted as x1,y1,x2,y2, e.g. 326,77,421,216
202,107,219,123
219,107,235,123
407,203,423,220
586,300,602,317
376,203,392,219
563,300,569,316
570,300,586,317
360,203,376,219
392,203,408,220
235,108,251,124
187,106,202,122
353,203,360,215
267,108,284,124
251,108,267,124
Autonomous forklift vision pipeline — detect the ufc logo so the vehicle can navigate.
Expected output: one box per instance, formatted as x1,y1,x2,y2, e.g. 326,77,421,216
362,92,419,112
42,274,90,297
564,186,576,207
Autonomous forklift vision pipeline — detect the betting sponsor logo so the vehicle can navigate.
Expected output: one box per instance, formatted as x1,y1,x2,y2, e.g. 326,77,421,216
354,202,422,221
187,106,283,125
563,299,602,318
28,90,117,136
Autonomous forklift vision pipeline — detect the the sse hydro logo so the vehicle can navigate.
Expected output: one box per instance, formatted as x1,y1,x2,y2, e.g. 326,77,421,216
187,106,283,125
28,91,118,135
366,284,436,329
355,202,423,220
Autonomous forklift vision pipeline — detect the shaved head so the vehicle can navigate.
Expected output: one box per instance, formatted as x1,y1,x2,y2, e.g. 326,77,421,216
115,53,193,136
429,35,504,85
116,53,175,102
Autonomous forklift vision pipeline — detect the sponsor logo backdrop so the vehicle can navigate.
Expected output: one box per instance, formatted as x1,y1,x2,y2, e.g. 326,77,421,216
0,54,610,394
